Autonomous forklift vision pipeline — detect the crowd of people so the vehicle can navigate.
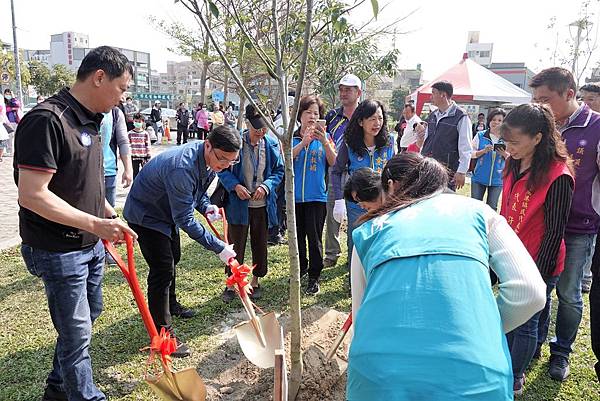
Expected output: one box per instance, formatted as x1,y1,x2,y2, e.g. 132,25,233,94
6,45,600,400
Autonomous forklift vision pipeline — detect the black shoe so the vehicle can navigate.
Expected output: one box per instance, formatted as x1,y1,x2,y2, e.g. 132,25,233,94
171,337,191,358
305,279,320,295
548,354,570,381
595,361,600,382
222,287,236,303
532,344,542,360
170,302,196,319
250,285,262,300
323,258,338,268
42,384,68,401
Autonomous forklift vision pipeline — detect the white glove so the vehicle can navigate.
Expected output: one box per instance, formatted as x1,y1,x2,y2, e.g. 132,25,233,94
218,244,236,264
205,204,222,222
333,199,346,224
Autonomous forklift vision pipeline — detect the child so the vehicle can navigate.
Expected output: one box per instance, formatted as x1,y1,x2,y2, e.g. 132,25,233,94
128,113,151,179
343,167,382,211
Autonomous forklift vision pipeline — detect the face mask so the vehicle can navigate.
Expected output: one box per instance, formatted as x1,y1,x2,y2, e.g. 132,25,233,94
4,95,12,100
133,122,143,129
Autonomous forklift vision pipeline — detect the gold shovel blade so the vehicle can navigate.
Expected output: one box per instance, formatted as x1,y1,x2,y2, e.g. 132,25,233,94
234,311,282,368
146,367,207,401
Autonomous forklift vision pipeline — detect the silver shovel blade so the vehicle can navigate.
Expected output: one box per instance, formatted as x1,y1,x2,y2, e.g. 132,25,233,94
234,311,282,368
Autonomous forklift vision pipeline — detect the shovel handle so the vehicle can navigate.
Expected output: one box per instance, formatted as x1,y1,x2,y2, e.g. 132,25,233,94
325,313,353,361
238,289,267,347
103,234,159,340
205,207,228,244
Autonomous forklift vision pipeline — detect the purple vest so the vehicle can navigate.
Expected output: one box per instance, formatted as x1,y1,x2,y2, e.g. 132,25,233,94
563,104,600,234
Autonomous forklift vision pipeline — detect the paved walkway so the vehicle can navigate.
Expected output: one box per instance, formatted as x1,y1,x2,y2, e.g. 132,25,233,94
0,142,181,251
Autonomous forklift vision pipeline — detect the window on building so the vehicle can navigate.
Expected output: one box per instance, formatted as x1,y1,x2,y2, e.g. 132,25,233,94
480,51,490,58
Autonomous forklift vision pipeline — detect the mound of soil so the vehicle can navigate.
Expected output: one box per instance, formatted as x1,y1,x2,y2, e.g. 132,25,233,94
194,306,351,401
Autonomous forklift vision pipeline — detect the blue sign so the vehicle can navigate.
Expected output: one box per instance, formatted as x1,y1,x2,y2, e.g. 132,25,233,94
134,93,173,101
212,91,224,103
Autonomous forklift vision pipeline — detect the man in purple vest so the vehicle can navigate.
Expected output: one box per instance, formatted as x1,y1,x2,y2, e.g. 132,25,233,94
530,67,600,381
420,81,473,191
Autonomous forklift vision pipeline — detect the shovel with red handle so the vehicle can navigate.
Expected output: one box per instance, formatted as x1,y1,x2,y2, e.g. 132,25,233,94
205,207,282,368
103,233,206,401
325,313,353,361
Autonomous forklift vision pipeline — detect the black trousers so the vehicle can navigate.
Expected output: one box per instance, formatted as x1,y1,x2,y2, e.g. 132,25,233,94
590,231,600,377
227,207,268,278
177,125,189,145
132,159,144,180
295,202,327,280
129,223,180,330
269,178,287,240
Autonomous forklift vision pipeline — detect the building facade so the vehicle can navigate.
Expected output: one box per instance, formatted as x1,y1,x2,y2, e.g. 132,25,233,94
488,62,536,93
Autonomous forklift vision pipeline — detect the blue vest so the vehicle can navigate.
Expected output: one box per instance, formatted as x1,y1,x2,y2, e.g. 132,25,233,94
346,139,394,212
472,130,505,187
348,193,512,401
292,134,330,203
422,105,466,173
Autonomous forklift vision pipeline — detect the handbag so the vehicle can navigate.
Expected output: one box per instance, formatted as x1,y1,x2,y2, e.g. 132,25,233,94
210,180,228,208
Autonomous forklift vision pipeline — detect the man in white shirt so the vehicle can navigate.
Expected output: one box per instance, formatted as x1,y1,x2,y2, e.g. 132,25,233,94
420,81,472,190
399,103,422,149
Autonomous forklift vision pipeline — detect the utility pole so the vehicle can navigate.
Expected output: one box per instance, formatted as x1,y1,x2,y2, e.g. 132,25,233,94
10,0,23,102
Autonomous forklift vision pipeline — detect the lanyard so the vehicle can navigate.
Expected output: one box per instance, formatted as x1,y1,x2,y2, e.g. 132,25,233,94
246,132,261,188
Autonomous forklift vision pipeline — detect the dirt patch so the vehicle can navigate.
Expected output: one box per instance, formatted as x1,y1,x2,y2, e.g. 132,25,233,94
194,306,350,401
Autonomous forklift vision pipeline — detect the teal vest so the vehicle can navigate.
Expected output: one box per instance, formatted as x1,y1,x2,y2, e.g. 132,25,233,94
348,193,512,401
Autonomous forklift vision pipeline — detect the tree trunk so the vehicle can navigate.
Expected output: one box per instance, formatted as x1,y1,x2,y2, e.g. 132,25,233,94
223,71,229,107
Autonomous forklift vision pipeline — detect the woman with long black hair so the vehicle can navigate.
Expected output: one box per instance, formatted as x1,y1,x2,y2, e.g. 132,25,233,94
331,99,395,263
500,103,574,395
347,152,546,401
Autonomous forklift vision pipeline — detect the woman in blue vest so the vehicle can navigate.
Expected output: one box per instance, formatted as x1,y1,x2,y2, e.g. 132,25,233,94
331,99,395,264
470,108,508,210
292,95,337,295
348,152,547,401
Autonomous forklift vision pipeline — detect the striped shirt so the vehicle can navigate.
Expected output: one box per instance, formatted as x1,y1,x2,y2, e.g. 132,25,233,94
128,129,150,160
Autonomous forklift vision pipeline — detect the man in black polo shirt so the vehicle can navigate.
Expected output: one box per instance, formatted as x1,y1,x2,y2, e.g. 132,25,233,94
14,46,137,401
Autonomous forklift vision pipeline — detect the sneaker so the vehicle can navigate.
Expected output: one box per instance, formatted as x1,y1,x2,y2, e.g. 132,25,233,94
249,285,262,300
323,258,338,268
42,384,68,401
222,287,236,303
548,354,570,381
582,280,592,294
170,302,196,319
513,375,525,397
532,344,542,360
171,337,191,358
305,279,320,295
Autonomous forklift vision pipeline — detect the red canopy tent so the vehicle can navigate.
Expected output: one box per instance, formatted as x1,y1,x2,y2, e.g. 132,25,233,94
408,54,532,115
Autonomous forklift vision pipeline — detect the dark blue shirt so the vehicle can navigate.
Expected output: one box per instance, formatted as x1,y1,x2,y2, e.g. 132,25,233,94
123,141,225,253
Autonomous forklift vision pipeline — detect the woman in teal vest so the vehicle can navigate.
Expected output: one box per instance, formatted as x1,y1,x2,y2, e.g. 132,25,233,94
292,95,336,295
470,108,507,211
348,152,547,401
331,99,395,264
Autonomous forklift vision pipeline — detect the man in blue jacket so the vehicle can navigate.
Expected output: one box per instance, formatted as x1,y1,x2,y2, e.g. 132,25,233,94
219,104,284,302
123,125,241,357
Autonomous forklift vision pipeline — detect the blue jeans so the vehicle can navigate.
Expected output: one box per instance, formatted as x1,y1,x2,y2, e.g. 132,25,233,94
507,276,558,379
21,241,106,401
104,174,117,208
470,182,502,211
538,233,596,358
346,200,366,265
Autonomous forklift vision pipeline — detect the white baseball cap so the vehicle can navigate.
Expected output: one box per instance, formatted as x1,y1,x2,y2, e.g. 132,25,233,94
339,73,362,88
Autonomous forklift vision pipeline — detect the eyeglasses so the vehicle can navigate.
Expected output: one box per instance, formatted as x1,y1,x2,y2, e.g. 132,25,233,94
212,149,240,166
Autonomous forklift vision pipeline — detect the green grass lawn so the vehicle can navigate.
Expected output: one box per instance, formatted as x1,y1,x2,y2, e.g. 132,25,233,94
1,192,599,400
